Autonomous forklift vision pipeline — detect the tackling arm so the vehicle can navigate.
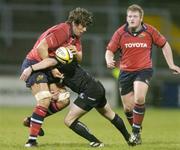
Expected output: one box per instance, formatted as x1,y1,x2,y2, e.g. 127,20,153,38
31,58,58,71
20,58,58,81
162,42,180,74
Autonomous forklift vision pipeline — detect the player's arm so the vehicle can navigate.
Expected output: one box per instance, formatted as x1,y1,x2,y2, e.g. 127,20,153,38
105,30,121,69
162,42,180,74
37,38,49,59
105,50,115,68
72,48,82,63
32,58,58,71
67,45,82,63
150,25,180,74
20,58,58,81
38,33,65,78
76,50,82,62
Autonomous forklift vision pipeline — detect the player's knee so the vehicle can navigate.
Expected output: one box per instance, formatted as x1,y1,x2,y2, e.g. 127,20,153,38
35,91,52,108
123,105,133,112
98,105,115,120
135,96,145,104
103,110,115,121
64,113,78,127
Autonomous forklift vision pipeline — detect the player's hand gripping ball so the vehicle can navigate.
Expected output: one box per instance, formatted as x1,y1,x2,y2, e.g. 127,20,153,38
55,47,74,64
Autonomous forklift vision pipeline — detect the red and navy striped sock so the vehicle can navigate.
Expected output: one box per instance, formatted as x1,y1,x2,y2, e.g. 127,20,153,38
29,106,47,140
132,103,145,133
46,100,64,117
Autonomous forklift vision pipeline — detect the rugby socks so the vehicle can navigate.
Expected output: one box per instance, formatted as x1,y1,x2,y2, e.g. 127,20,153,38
132,103,145,133
46,100,64,117
25,100,67,137
27,100,67,119
125,111,133,126
111,114,130,141
70,120,101,143
28,106,47,141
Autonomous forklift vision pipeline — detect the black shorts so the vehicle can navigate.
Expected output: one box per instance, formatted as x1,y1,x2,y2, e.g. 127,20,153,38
74,81,107,111
118,68,153,95
21,59,60,87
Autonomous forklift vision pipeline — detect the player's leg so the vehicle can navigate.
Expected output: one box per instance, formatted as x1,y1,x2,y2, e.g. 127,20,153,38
23,83,70,136
96,102,131,145
133,81,148,132
21,59,51,145
121,92,134,126
128,81,148,144
25,83,51,147
64,97,103,147
129,68,152,145
46,83,70,117
23,116,45,136
118,71,135,127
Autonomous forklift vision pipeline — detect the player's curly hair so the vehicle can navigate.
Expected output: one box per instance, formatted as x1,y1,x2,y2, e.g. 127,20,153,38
67,7,93,27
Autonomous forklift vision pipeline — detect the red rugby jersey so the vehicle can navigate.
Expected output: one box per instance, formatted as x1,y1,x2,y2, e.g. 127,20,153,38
107,23,166,71
27,23,82,61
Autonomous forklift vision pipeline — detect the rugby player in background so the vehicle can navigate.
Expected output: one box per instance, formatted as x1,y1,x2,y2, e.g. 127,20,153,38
105,4,180,145
20,7,93,147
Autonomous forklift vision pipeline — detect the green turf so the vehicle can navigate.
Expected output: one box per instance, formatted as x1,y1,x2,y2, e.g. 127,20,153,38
0,106,180,150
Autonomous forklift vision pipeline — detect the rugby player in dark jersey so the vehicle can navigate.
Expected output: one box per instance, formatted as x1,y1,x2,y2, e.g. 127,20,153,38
20,47,135,147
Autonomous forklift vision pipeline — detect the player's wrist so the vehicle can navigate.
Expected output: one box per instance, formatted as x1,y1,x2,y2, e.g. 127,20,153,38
30,65,35,72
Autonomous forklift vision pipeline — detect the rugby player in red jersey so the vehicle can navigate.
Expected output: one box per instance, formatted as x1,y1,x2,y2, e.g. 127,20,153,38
105,4,180,145
20,46,134,148
20,7,93,147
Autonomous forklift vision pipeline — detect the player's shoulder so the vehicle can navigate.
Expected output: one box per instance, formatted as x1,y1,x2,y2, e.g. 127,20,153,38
49,22,71,38
144,23,159,33
116,24,126,33
113,24,126,36
56,23,71,32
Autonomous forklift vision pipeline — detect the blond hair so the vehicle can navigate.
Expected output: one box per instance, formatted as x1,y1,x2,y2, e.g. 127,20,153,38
127,4,144,18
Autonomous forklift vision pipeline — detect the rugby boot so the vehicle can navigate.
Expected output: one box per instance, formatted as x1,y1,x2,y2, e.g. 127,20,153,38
89,141,104,147
25,140,38,147
129,132,142,146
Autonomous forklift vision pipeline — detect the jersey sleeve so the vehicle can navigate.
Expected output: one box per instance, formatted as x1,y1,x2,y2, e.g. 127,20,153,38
45,27,68,49
107,30,121,53
45,33,59,48
151,26,166,48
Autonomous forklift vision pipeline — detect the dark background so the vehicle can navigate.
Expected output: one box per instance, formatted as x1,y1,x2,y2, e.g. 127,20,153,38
0,0,180,107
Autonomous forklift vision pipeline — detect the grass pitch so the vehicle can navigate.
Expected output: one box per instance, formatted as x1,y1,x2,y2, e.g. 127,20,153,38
0,106,180,150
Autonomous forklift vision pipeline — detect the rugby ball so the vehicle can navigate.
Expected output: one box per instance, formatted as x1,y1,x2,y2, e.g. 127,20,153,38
55,47,73,64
